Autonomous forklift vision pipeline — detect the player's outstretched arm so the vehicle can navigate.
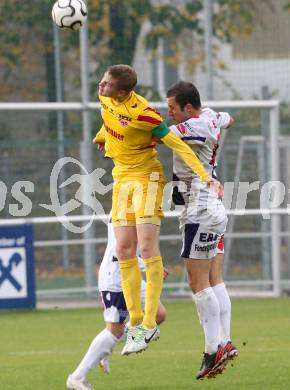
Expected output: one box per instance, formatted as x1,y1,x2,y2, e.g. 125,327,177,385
152,122,209,181
152,122,224,198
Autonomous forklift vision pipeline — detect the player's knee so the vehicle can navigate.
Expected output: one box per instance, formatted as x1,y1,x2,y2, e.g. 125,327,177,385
139,245,158,259
210,275,223,287
187,278,205,294
186,273,197,293
116,242,136,259
209,268,224,286
106,323,125,339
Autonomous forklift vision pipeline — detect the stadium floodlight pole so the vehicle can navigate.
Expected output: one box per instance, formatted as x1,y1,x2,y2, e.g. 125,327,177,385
53,22,70,271
204,0,214,100
79,18,97,294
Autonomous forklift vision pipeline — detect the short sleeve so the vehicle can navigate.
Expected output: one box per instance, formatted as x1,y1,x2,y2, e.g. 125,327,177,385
169,122,207,145
170,124,185,139
94,124,106,143
215,112,231,129
136,107,163,132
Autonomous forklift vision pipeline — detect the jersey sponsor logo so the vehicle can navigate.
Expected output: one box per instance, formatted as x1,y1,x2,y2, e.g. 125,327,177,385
195,241,218,252
199,232,219,242
176,123,187,135
195,232,219,252
118,118,128,127
105,125,124,140
100,101,132,122
177,121,202,136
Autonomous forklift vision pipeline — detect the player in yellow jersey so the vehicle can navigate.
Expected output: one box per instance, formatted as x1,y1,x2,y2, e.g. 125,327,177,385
94,64,223,355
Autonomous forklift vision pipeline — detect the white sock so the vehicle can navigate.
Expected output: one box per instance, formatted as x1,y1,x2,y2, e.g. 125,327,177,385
71,329,118,380
194,287,220,354
212,282,231,345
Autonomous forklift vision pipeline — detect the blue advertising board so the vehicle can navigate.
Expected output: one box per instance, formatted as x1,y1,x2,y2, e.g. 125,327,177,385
0,224,36,309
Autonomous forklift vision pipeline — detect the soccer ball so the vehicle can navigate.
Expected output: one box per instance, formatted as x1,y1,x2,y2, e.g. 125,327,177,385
51,0,88,31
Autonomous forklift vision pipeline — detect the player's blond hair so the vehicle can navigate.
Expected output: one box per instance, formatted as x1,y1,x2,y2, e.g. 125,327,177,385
107,64,137,92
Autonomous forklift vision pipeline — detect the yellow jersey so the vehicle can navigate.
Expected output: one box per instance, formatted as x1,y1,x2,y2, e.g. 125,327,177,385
95,92,210,182
97,92,163,173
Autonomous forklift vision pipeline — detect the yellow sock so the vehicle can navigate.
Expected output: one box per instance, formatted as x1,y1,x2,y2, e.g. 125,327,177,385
142,256,163,329
119,257,143,326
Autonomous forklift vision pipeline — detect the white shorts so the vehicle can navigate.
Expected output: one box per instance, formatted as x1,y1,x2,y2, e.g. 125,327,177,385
180,203,227,260
101,280,146,323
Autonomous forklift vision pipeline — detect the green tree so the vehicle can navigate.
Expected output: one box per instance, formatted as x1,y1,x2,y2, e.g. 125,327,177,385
0,0,60,136
88,0,277,101
0,0,275,140
0,1,55,100
0,0,273,101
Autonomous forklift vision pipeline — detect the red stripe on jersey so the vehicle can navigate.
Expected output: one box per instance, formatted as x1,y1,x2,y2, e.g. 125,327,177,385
137,115,161,125
145,107,161,116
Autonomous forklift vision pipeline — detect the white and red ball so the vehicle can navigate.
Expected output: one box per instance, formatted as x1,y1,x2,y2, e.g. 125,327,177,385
52,0,87,31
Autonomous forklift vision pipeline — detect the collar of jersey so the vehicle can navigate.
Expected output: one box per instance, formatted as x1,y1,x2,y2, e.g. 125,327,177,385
111,91,134,106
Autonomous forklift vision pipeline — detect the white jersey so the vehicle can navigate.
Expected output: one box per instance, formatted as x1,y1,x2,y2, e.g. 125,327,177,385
98,216,145,292
170,108,230,184
170,108,230,234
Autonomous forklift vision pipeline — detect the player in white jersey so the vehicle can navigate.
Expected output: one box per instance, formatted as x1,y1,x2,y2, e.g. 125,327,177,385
67,214,167,390
166,81,237,380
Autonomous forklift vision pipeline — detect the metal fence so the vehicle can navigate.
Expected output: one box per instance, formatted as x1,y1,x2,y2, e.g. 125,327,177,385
1,100,288,304
2,2,290,308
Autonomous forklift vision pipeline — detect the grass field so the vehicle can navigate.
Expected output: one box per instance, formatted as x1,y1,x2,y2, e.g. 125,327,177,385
1,298,290,390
